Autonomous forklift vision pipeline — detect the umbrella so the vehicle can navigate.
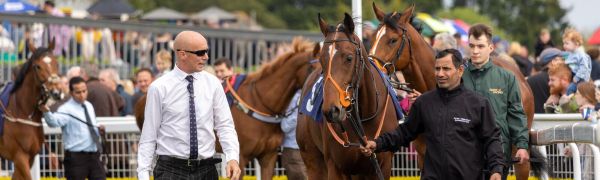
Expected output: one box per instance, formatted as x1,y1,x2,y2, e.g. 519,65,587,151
588,27,600,45
0,0,39,13
87,0,135,19
190,6,236,21
415,13,452,37
142,7,187,20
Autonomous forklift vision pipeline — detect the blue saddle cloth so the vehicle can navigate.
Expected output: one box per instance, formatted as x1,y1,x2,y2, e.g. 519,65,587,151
225,74,247,106
0,82,14,136
299,61,405,123
299,75,325,122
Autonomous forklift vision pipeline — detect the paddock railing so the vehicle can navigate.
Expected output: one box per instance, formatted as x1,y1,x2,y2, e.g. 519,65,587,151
0,114,597,180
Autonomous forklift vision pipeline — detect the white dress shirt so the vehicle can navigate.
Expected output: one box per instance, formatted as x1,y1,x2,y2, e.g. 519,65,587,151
137,65,239,180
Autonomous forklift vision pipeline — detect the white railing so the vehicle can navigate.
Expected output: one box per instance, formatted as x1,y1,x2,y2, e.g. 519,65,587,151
1,114,598,179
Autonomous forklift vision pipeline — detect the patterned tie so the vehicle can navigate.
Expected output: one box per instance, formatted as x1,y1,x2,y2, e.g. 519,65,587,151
82,104,102,153
185,75,199,159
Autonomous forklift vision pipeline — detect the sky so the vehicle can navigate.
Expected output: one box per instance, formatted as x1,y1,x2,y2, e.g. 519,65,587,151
559,0,599,36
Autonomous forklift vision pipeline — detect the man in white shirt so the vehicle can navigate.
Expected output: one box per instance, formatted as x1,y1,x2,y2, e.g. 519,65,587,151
137,30,241,180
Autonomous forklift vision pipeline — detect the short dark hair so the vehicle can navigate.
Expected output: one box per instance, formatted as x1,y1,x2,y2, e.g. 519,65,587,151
135,68,155,78
468,24,493,43
435,49,464,68
587,48,600,60
69,76,86,92
44,1,55,8
214,58,232,69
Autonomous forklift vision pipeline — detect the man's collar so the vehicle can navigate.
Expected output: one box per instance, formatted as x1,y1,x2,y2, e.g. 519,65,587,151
173,65,199,81
467,58,493,72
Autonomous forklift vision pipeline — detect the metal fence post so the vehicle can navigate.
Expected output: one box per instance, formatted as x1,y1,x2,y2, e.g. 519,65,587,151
30,155,40,180
569,143,581,180
588,144,600,180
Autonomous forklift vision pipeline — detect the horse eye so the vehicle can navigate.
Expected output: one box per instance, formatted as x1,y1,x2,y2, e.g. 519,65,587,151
346,55,353,62
389,39,398,44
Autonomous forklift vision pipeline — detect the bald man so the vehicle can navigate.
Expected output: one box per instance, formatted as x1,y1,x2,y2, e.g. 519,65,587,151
137,31,241,180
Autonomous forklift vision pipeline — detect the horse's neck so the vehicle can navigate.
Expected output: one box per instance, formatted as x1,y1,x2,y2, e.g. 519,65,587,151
9,74,42,120
357,64,384,117
247,63,301,114
404,33,436,92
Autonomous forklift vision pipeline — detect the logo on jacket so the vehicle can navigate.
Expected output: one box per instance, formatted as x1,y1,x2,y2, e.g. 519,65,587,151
454,117,471,124
489,88,504,94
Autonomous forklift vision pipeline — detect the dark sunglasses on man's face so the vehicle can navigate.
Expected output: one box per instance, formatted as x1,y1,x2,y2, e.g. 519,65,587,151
178,49,209,56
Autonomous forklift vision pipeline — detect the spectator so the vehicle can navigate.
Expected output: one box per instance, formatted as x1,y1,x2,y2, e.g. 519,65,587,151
214,57,235,82
566,82,597,179
508,42,533,77
131,68,154,106
534,28,555,59
43,0,72,56
154,50,172,78
99,68,133,116
562,27,592,95
586,48,600,80
528,48,567,113
545,63,577,113
432,32,457,53
280,91,307,180
453,32,468,57
40,77,106,180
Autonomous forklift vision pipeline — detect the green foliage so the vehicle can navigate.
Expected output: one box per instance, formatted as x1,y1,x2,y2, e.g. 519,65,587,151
468,0,569,51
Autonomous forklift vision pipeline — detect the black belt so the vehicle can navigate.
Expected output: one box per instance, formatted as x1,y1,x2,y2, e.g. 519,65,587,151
158,155,222,167
66,151,98,155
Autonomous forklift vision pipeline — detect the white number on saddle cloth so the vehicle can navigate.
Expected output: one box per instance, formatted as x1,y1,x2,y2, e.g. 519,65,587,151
306,76,324,112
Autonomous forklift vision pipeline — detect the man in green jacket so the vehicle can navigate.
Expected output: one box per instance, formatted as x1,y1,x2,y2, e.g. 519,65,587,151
462,24,529,180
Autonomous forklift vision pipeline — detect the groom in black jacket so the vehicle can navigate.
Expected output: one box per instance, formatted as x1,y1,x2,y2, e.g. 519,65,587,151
361,49,505,180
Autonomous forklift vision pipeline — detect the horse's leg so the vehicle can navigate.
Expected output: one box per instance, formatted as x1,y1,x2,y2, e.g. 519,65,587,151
413,135,426,170
258,152,277,180
12,152,32,180
512,146,530,180
238,155,249,178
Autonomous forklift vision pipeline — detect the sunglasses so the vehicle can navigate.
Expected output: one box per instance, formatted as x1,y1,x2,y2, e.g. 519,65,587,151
178,49,209,56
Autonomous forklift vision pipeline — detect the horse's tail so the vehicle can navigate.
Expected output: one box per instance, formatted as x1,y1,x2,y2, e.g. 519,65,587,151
530,146,552,177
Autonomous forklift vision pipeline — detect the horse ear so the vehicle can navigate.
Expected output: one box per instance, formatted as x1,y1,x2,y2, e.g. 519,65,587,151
373,2,385,22
400,4,415,23
318,13,328,36
28,39,36,53
343,13,355,35
48,37,56,51
312,42,321,58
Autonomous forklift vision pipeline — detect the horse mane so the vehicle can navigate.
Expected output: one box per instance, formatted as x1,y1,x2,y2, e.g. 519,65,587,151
11,47,50,94
245,37,314,80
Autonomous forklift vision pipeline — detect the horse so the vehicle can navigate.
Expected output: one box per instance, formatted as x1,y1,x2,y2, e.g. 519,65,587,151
296,13,400,179
134,37,320,179
368,4,545,179
0,39,63,180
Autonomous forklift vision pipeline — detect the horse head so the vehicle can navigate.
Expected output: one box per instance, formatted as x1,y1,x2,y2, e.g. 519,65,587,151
369,3,436,92
12,38,63,106
318,13,368,123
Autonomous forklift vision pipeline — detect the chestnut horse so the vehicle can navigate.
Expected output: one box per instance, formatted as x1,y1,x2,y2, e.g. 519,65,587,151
296,13,399,179
135,37,319,179
0,39,62,180
368,4,545,179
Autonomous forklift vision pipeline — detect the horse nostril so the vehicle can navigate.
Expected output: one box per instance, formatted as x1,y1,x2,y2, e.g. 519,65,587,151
327,106,342,123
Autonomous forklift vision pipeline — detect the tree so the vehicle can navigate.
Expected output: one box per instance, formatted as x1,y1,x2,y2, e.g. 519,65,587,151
456,0,569,51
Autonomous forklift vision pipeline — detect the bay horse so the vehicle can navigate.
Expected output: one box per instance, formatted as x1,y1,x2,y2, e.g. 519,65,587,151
0,39,62,180
368,4,545,179
296,13,399,179
135,37,320,179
